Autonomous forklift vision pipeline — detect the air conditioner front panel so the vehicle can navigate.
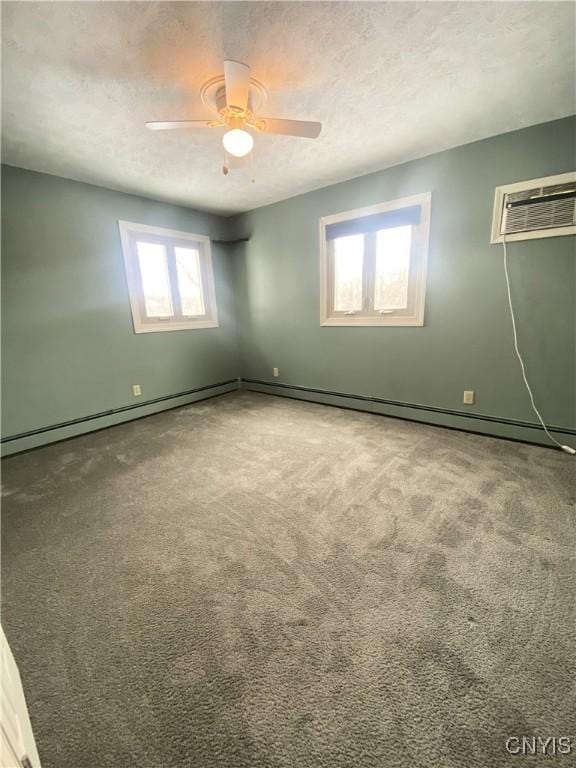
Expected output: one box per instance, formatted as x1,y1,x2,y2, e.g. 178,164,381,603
491,172,576,243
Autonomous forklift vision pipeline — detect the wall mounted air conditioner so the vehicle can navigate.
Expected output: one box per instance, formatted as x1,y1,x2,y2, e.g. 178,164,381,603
490,172,576,243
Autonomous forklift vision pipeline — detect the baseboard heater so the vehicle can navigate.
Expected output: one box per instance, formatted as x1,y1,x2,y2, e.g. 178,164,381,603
1,378,239,445
240,378,575,438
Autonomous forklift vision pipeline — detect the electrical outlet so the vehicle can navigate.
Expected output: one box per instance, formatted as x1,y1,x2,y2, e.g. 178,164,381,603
132,384,142,397
273,368,279,378
463,390,475,405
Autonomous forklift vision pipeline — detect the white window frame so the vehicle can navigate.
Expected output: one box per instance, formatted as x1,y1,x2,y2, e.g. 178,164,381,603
319,192,431,327
119,220,219,333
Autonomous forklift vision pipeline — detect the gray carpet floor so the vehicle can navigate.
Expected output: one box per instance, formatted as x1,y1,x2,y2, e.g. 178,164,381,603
1,391,575,768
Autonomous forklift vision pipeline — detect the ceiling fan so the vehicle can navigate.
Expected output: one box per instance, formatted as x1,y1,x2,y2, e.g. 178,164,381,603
146,60,322,174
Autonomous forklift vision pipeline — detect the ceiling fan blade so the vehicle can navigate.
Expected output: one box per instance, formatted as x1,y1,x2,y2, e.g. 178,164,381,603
224,60,250,110
145,120,212,130
256,118,322,139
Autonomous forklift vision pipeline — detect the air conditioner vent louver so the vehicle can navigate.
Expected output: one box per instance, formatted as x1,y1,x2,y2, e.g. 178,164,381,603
506,187,542,203
491,173,576,243
542,182,576,196
504,197,575,234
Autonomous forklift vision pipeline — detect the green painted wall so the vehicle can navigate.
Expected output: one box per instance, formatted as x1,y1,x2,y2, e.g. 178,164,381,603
2,118,575,453
231,118,576,434
1,165,239,446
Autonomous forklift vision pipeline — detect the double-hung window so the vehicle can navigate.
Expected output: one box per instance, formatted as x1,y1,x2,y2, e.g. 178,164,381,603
119,221,218,333
320,192,431,326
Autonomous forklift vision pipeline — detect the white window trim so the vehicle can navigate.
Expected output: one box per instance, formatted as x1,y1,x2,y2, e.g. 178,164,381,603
319,192,431,327
119,220,219,333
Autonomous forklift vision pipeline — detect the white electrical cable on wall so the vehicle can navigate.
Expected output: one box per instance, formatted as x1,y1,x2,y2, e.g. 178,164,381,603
502,236,575,455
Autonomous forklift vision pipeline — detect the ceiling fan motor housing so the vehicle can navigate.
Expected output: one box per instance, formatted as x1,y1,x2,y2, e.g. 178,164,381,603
217,101,253,129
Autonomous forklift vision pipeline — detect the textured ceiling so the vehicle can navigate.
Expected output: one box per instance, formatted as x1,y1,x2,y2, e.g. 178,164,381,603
2,2,574,215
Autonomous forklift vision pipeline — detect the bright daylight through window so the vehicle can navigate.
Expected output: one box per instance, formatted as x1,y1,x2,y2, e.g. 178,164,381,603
119,221,218,333
320,193,431,326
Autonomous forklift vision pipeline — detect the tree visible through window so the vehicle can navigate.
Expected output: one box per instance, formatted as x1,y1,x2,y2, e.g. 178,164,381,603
333,234,363,312
374,225,411,311
175,247,205,317
136,242,174,318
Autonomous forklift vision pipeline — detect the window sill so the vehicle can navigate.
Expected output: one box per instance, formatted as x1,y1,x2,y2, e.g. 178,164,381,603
134,319,219,334
320,315,424,327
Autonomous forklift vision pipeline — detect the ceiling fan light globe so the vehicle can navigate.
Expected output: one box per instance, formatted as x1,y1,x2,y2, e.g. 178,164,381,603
222,129,253,158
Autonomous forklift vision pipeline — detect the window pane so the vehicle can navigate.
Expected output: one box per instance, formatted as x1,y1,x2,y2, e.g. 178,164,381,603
136,241,174,318
374,226,411,310
175,247,205,316
333,234,364,312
